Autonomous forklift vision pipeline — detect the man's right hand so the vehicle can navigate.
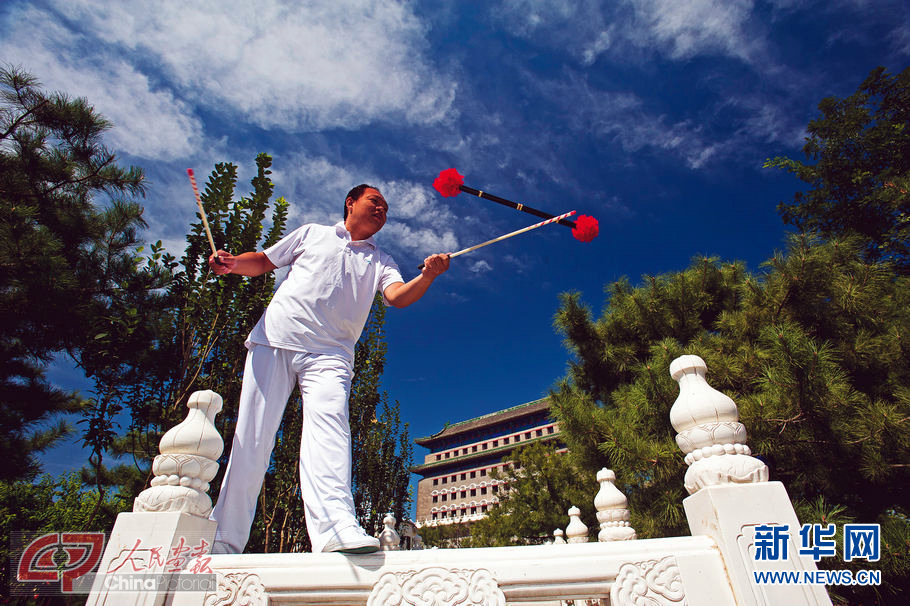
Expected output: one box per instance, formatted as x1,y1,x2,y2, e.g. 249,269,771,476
209,250,235,275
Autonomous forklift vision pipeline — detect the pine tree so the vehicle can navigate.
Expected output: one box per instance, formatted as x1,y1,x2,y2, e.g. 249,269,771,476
765,66,910,270
550,235,910,604
0,65,175,602
0,65,149,482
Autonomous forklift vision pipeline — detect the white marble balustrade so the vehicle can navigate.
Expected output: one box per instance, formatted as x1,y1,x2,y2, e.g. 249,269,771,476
86,356,835,606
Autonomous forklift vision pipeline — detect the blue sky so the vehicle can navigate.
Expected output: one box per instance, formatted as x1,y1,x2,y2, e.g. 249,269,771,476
3,0,908,517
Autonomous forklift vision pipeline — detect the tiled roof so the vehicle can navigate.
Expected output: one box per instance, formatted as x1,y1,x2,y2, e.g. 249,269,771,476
414,397,551,447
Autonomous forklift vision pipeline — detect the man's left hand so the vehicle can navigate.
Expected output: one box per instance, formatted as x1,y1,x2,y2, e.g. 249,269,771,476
421,253,451,278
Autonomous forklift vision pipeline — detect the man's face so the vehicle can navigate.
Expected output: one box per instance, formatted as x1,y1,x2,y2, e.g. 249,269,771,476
346,188,388,236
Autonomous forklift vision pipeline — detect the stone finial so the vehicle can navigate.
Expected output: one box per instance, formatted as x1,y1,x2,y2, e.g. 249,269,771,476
134,390,224,517
379,513,401,551
565,506,589,543
553,528,566,544
594,468,636,542
669,355,768,494
397,519,424,550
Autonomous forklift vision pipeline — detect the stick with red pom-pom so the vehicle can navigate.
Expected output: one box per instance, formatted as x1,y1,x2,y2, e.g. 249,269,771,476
433,168,599,242
419,211,576,269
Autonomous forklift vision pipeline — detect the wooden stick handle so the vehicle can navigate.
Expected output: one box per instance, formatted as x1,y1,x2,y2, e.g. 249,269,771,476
187,169,218,256
418,211,576,269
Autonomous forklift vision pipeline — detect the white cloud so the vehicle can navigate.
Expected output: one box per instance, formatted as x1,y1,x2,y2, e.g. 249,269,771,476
377,180,461,227
531,73,721,169
890,20,910,56
0,4,203,160
629,0,760,63
492,0,620,65
581,30,615,66
381,221,459,256
48,0,457,131
270,154,358,226
737,100,808,148
492,0,764,66
268,152,461,262
468,260,493,273
494,0,579,37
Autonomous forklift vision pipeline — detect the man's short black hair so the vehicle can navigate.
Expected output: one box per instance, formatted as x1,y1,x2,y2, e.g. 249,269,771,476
344,184,380,219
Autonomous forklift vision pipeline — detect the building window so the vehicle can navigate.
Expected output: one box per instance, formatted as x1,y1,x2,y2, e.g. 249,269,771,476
525,432,531,439
460,473,466,480
470,471,476,478
472,445,478,452
432,513,437,520
547,426,554,434
536,429,543,437
444,452,450,459
436,454,441,460
481,487,487,495
432,496,438,503
451,475,456,482
503,437,509,445
480,469,486,476
433,478,438,486
482,443,488,450
492,440,498,447
471,489,477,497
461,491,466,498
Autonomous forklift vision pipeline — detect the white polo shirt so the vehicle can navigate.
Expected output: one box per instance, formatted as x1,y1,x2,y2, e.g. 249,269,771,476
245,222,403,360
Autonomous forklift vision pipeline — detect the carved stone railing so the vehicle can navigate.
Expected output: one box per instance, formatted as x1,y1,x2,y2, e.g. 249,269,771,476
87,358,835,606
192,536,727,606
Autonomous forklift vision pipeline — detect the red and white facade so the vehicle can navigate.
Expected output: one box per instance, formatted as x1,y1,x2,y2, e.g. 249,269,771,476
411,398,562,527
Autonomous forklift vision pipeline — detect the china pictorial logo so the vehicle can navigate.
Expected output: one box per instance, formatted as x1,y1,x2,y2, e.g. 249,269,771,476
14,532,105,594
752,523,882,587
12,532,216,595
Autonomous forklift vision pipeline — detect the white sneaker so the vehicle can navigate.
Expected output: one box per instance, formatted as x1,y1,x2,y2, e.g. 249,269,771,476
322,526,380,554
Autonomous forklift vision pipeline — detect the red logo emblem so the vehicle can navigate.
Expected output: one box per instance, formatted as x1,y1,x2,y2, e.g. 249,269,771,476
17,532,105,593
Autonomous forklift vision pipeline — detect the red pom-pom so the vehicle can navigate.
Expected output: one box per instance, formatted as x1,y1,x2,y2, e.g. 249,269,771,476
572,215,599,242
433,168,464,197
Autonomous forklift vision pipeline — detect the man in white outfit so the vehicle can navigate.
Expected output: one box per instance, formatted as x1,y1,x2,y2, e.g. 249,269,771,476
207,184,450,554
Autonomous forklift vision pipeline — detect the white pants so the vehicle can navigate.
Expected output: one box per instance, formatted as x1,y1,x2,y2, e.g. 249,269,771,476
210,344,358,553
